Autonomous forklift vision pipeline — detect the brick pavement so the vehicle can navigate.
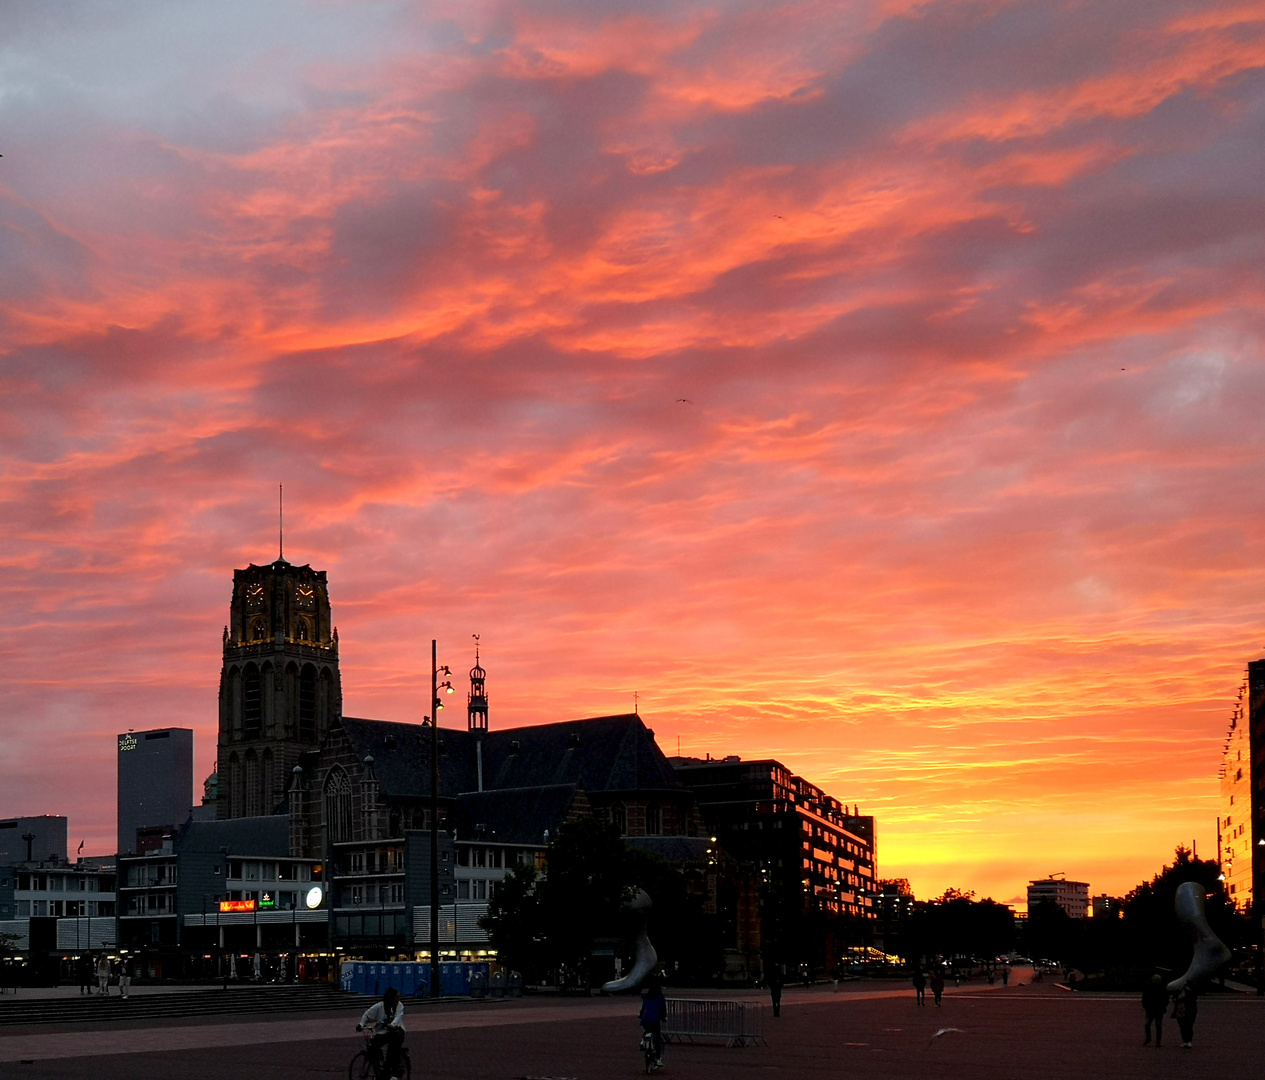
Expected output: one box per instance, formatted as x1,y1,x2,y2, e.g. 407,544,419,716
1,982,1262,1079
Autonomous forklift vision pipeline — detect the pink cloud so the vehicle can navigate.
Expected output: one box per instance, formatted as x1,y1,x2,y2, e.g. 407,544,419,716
0,0,1262,901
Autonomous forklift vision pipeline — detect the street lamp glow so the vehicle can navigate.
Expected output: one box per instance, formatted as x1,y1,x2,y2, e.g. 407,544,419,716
305,885,324,909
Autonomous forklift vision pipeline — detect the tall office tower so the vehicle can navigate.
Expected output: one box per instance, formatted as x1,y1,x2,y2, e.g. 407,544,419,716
0,815,68,865
117,728,194,855
217,558,342,819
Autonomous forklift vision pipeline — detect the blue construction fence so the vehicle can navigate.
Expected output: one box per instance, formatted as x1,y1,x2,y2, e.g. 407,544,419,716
340,960,490,998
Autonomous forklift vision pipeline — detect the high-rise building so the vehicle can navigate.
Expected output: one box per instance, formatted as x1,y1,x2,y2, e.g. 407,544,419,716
217,558,342,819
1220,671,1254,911
1027,875,1089,919
0,816,67,865
117,728,194,855
671,755,876,977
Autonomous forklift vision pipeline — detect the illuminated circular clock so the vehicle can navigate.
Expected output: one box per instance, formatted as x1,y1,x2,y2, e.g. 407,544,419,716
305,885,324,909
245,582,266,609
295,584,315,609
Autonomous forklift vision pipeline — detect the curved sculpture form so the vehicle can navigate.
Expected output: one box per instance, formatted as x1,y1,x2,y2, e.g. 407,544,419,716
1166,881,1231,994
601,888,658,993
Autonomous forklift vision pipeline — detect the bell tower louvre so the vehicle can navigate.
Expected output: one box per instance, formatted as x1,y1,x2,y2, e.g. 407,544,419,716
217,557,342,819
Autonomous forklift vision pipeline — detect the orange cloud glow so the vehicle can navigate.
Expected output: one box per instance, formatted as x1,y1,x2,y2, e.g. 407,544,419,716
2,0,1264,907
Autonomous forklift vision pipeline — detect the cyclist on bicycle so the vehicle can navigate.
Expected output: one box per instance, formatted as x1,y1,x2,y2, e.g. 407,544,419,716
639,979,666,1069
357,986,406,1080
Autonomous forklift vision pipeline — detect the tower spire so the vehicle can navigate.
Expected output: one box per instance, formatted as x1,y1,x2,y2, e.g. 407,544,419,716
468,634,488,736
278,483,284,561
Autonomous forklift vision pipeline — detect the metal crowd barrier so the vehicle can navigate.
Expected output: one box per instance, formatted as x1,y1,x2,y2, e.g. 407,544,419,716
663,998,765,1047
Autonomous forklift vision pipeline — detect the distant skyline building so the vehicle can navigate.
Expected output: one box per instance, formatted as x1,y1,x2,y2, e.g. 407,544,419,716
1091,893,1123,919
1027,875,1089,919
117,728,194,855
1220,670,1254,911
0,815,68,865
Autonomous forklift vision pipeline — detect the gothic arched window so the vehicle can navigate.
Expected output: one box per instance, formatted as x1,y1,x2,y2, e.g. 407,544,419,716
299,665,317,742
284,662,299,739
251,619,266,641
297,618,309,641
611,803,627,835
261,748,273,814
244,750,260,816
243,664,262,739
228,753,242,819
324,766,353,843
646,803,661,836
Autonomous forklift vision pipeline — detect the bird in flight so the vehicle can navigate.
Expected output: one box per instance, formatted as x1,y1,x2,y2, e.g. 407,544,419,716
676,398,693,404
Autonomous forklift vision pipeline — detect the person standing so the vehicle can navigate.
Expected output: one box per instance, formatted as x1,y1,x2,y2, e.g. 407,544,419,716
767,964,784,1018
930,971,945,1007
1001,965,1010,987
1141,975,1167,1046
118,958,131,1000
912,968,926,1006
1172,984,1198,1048
96,954,110,997
79,954,93,995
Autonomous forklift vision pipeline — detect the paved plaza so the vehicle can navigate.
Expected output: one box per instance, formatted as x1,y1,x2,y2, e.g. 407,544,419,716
2,980,1263,1079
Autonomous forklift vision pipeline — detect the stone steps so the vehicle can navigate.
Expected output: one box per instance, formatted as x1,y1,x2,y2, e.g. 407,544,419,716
0,984,360,1026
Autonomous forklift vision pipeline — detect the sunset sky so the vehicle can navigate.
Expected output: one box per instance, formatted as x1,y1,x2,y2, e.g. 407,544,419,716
3,0,1264,907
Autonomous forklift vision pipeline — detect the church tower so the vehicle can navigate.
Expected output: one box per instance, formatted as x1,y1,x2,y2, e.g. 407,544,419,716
217,558,342,819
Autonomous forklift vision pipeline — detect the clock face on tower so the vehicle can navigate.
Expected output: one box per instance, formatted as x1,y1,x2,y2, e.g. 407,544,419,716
295,584,315,609
245,583,265,609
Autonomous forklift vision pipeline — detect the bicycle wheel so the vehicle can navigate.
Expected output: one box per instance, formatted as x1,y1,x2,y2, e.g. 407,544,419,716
349,1050,375,1080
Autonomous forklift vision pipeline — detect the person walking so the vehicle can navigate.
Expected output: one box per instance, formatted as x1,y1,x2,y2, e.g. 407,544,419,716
912,969,926,1006
930,971,945,1007
1172,984,1198,1048
767,964,784,1018
78,954,93,995
1001,965,1010,987
96,954,110,997
1141,974,1167,1046
118,958,131,1000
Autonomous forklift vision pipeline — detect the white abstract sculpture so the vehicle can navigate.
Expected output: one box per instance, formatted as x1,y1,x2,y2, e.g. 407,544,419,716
1166,881,1230,994
601,888,658,993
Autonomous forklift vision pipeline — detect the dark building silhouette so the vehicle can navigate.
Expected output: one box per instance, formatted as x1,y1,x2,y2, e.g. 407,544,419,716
213,555,709,957
670,755,876,978
118,815,326,961
0,815,67,865
117,729,193,856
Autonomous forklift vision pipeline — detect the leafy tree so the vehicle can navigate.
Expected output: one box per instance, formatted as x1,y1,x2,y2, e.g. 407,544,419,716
480,817,723,986
1118,846,1247,977
481,862,543,976
900,889,1015,962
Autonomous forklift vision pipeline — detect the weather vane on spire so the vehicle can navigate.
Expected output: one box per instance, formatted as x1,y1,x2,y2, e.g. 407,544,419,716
473,632,480,663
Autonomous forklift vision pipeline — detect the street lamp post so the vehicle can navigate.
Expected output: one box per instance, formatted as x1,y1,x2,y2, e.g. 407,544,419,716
428,640,453,998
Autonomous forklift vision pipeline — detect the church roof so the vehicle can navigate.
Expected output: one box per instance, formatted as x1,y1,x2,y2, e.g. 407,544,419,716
483,714,685,795
447,784,582,845
337,713,685,801
177,815,290,857
340,717,476,799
